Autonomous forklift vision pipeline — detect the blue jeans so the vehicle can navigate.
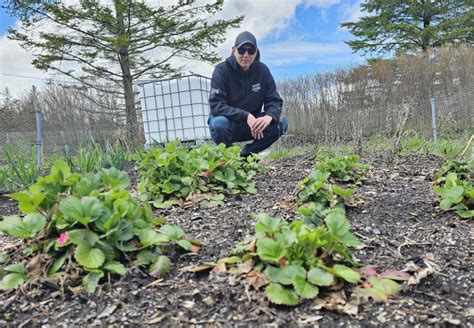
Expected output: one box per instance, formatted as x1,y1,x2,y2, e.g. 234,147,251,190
208,113,289,157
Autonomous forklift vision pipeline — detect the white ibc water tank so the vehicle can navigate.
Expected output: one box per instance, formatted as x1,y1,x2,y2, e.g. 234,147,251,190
139,75,211,145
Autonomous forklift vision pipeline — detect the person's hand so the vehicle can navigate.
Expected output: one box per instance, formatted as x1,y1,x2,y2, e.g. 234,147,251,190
247,113,258,138
252,115,273,140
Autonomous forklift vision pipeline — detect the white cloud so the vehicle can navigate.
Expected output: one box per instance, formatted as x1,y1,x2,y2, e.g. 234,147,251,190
263,41,348,66
338,0,363,31
0,0,350,97
0,33,50,97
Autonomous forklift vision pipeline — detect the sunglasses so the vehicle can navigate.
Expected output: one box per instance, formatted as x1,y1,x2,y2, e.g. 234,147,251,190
237,46,257,55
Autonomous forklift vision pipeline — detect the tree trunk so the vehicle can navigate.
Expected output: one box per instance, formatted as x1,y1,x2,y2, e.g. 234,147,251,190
421,1,432,52
115,0,138,143
122,72,137,142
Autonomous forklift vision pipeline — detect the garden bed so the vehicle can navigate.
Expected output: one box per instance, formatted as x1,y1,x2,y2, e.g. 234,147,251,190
0,152,472,326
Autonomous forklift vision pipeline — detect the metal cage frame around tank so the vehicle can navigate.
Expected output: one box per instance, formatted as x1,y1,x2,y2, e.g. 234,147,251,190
138,74,212,146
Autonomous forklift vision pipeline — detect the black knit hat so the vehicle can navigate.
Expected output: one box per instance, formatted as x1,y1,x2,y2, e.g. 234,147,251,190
234,31,257,48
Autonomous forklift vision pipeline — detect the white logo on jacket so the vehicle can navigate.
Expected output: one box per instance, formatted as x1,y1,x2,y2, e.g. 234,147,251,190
252,83,261,92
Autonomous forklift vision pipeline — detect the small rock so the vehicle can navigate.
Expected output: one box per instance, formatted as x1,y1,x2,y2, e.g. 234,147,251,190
182,301,195,309
203,296,215,306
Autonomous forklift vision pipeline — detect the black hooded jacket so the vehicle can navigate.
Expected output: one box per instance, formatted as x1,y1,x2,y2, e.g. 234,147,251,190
208,51,283,123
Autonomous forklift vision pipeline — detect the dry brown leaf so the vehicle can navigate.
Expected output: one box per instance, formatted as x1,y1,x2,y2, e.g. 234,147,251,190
97,303,118,319
244,269,269,290
181,263,216,273
313,291,358,315
237,259,253,274
67,286,82,295
407,267,435,286
297,315,323,324
212,262,227,274
144,314,165,324
279,196,294,209
26,254,44,277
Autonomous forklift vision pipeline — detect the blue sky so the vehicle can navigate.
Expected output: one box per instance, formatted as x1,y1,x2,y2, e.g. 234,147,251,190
0,0,364,96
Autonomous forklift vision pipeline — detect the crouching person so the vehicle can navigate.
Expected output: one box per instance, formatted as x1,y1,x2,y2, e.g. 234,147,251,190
208,31,288,158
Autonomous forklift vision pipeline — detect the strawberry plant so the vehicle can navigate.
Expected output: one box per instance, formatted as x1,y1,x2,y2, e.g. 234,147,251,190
137,141,264,208
213,212,408,306
296,170,355,226
219,210,362,305
315,154,369,184
435,160,473,183
0,160,194,293
355,266,410,302
433,172,473,218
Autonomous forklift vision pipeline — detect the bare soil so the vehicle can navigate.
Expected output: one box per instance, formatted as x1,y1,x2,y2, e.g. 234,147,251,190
0,153,473,327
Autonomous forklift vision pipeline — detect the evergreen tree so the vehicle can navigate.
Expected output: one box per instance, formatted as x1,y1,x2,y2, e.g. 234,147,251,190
341,0,473,55
5,0,242,140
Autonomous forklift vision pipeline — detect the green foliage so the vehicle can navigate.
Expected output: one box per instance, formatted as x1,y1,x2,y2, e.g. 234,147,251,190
0,263,29,290
434,172,473,218
296,169,355,226
267,147,308,160
435,160,473,182
137,141,264,208
104,141,130,171
315,154,369,184
341,0,473,55
0,160,193,292
1,144,41,191
226,211,362,305
64,140,131,174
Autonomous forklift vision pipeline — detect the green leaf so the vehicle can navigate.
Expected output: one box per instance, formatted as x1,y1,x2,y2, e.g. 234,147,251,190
23,213,47,236
265,283,300,305
50,160,71,180
8,192,45,214
256,237,286,264
1,273,28,290
339,231,362,247
5,263,26,274
75,244,105,269
279,265,306,285
160,224,184,240
134,250,155,265
100,167,130,189
48,255,67,276
138,229,162,246
293,275,319,299
218,256,243,264
81,197,105,222
149,255,171,278
456,209,474,218
68,229,99,246
59,197,83,221
82,270,104,294
255,213,285,237
307,267,334,286
176,239,192,250
324,208,350,237
333,264,360,283
103,261,126,275
0,214,46,238
0,252,8,264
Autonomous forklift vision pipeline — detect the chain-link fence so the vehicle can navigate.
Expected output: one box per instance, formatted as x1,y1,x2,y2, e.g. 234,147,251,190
1,47,472,161
278,46,473,147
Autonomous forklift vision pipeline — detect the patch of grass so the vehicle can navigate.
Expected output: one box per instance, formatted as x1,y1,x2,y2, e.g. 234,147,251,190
266,146,309,160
